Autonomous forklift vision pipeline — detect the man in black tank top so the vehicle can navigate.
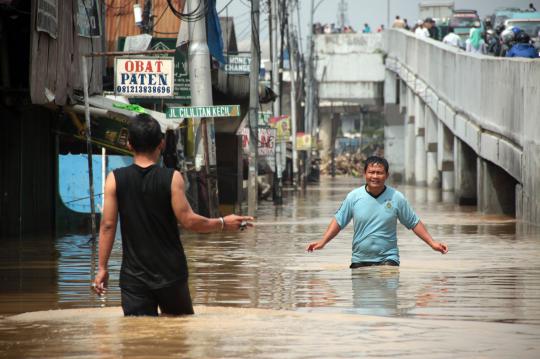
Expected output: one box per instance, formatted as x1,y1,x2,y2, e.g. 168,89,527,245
92,114,253,316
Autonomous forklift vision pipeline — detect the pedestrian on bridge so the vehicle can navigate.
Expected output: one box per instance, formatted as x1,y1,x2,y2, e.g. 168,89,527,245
506,32,539,58
392,16,406,29
93,113,253,316
466,28,487,54
306,156,448,268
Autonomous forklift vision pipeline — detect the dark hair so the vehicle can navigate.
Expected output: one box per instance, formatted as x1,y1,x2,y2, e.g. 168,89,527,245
516,31,531,43
128,113,163,153
396,15,400,19
364,156,389,173
448,26,454,33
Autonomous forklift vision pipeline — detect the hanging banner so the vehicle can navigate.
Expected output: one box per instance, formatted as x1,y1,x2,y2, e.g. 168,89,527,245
296,132,312,151
269,115,291,142
240,127,276,157
114,57,175,97
77,0,101,38
240,127,250,154
258,128,276,156
36,0,58,39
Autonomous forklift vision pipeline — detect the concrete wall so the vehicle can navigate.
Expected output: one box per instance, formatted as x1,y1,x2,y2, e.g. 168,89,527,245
384,29,540,224
314,33,384,102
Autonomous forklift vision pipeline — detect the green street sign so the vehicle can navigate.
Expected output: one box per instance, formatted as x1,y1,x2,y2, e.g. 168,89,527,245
167,105,241,119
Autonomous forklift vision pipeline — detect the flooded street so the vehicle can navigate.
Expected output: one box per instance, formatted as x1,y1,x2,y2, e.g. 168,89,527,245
1,176,540,358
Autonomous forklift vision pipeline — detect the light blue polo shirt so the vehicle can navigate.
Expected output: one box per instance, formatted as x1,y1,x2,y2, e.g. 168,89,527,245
335,185,420,265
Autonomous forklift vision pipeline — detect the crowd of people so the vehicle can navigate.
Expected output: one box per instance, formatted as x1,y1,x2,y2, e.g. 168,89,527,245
313,22,356,34
394,9,539,59
311,6,539,59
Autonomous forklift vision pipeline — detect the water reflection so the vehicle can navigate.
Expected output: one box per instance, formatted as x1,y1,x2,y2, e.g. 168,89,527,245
351,267,401,316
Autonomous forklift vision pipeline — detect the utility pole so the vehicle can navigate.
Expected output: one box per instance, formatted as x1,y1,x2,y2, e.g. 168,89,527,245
387,0,391,28
337,0,347,30
303,0,314,187
271,0,282,204
142,0,153,34
187,0,219,217
287,0,298,187
267,0,273,92
248,0,260,216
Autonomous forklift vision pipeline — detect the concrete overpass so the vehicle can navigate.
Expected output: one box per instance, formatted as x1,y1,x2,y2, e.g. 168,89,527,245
383,29,540,224
313,33,385,162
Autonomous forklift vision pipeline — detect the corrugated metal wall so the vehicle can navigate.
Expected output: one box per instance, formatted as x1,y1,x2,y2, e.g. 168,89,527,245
29,0,104,105
105,0,184,54
0,106,55,239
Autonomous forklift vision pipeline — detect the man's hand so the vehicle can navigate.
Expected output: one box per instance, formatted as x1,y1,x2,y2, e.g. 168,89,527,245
306,240,326,252
223,215,254,231
93,268,109,296
431,241,448,254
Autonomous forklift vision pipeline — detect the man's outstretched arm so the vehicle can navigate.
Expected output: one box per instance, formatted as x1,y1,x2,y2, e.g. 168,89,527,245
412,221,448,254
306,218,341,252
171,171,253,232
93,172,119,295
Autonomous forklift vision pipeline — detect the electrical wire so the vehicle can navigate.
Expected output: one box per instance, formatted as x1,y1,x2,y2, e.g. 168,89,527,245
167,0,209,22
218,0,235,14
150,4,169,32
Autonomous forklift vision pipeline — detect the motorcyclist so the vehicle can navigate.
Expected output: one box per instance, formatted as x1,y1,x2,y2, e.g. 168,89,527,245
500,26,518,57
487,25,504,56
506,31,540,58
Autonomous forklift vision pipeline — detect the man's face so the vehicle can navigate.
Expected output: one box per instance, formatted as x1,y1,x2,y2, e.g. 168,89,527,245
364,163,389,189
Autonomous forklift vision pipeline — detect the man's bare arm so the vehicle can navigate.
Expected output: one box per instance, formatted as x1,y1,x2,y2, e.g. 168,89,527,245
93,172,119,295
171,171,252,232
306,218,341,252
412,220,448,254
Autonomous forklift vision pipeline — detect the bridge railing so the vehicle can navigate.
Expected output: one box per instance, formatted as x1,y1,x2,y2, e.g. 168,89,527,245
383,29,540,150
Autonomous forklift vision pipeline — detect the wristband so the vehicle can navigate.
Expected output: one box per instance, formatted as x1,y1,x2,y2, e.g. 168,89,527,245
219,217,225,231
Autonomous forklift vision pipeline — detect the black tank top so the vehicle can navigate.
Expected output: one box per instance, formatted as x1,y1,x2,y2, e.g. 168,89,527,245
114,164,188,289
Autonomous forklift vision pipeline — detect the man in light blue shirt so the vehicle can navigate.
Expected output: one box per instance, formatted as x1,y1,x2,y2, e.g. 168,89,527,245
307,156,448,267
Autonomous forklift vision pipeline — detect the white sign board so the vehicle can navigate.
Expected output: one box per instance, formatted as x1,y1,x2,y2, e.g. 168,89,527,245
223,54,251,74
258,128,276,156
240,127,276,157
114,57,175,97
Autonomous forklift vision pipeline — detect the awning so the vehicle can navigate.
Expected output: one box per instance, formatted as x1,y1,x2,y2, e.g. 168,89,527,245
70,95,184,132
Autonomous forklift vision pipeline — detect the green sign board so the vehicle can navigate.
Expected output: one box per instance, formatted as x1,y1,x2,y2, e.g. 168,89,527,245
167,105,241,119
173,45,191,103
258,111,271,126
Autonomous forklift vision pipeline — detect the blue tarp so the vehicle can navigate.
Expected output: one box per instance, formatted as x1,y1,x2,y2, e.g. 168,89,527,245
206,0,226,63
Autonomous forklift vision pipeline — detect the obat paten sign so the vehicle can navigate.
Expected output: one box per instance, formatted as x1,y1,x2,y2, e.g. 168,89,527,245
114,57,174,97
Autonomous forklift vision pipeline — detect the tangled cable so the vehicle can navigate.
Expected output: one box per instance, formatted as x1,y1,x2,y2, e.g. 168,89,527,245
167,0,210,22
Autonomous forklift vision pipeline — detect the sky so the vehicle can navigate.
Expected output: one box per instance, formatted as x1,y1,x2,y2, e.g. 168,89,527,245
216,0,537,55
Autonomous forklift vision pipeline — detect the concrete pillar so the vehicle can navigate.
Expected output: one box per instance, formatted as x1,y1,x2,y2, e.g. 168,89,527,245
414,95,426,186
454,138,477,205
425,106,440,188
404,87,415,184
384,71,404,182
477,158,516,216
318,112,333,163
399,80,407,115
384,70,397,103
437,120,454,191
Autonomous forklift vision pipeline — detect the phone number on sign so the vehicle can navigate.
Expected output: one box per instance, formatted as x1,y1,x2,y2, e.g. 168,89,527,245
116,85,171,94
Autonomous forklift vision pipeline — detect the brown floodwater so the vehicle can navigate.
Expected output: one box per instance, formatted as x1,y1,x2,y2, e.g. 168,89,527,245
1,176,539,358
